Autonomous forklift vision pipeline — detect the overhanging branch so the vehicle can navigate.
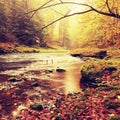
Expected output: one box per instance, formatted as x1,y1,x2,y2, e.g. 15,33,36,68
92,7,120,19
24,0,53,16
41,1,120,19
39,9,93,31
24,1,120,20
106,0,113,13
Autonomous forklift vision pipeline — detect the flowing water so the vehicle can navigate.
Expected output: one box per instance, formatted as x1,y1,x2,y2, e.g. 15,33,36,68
0,52,83,94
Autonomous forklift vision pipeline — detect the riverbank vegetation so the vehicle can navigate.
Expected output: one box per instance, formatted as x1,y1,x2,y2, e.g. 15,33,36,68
0,42,68,54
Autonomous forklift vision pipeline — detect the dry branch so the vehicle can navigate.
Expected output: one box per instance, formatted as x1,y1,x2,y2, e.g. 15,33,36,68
40,9,93,31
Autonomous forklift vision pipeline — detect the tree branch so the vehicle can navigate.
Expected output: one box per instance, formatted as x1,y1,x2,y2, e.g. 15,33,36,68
24,0,53,17
50,8,65,16
24,2,93,15
59,0,63,3
92,7,120,19
29,0,53,20
39,9,93,31
40,1,120,19
106,0,113,13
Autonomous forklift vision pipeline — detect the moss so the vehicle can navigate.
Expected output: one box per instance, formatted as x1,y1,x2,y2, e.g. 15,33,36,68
104,100,119,109
80,57,120,89
31,82,39,87
108,116,120,120
112,72,119,78
51,114,63,120
30,104,43,111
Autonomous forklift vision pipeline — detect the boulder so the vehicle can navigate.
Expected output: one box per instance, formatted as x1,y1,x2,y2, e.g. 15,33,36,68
80,68,103,88
45,70,53,74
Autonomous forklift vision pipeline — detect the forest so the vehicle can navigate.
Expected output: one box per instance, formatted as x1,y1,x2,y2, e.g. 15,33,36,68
0,0,120,51
0,0,120,120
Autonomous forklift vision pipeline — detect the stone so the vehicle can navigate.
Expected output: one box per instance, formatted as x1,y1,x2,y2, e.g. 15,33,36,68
95,50,107,59
8,77,17,82
56,67,66,72
103,67,117,72
45,70,53,74
71,54,83,58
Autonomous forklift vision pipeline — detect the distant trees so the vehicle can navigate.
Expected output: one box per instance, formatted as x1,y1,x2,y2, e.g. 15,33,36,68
0,0,45,47
0,2,7,42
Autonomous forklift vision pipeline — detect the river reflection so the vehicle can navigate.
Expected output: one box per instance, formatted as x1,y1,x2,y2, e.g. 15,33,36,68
64,67,81,94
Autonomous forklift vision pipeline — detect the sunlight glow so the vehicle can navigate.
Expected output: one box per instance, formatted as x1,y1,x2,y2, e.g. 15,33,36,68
69,0,87,14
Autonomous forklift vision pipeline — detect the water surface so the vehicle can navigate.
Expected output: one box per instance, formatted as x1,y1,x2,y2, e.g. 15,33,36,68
0,53,82,94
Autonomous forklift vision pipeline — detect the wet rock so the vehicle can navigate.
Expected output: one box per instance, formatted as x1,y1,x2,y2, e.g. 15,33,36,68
95,50,107,59
103,67,117,72
31,82,39,87
80,69,103,88
71,54,83,58
8,77,22,83
8,77,17,82
71,50,107,59
30,104,43,111
56,68,66,72
45,70,54,74
15,89,23,96
0,48,7,54
31,78,38,82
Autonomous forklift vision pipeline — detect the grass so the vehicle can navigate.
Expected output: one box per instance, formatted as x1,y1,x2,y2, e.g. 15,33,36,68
0,42,69,53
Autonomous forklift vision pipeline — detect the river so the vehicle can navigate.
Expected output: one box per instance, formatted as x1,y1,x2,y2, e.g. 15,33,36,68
0,52,83,94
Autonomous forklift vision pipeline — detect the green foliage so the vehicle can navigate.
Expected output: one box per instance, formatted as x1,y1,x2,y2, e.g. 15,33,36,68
30,104,43,111
104,100,119,109
108,116,120,120
51,114,63,120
